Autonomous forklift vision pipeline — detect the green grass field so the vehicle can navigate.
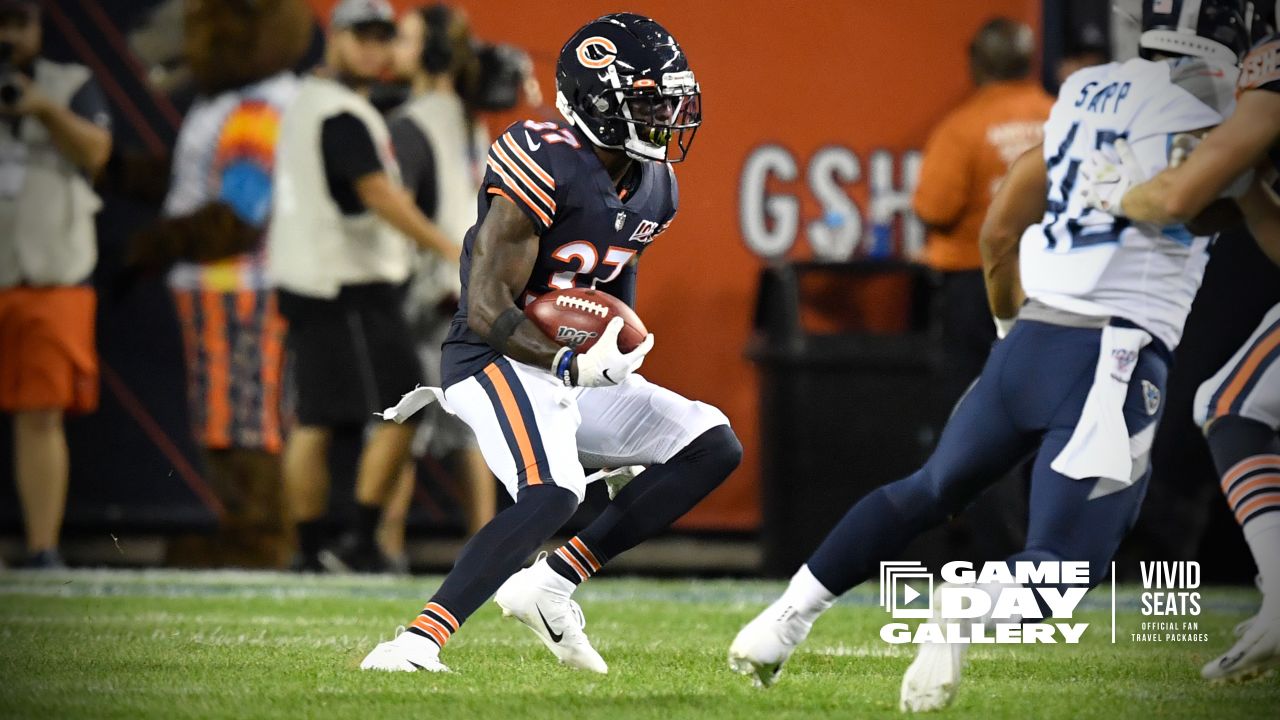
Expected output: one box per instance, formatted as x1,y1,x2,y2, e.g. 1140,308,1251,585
0,569,1276,719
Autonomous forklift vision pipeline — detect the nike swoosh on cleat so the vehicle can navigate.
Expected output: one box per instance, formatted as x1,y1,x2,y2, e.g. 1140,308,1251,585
524,130,541,150
602,369,614,383
536,605,564,643
1221,651,1245,668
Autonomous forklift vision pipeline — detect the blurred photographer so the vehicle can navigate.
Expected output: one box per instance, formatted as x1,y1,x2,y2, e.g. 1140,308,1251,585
0,0,112,568
268,0,458,572
378,4,495,564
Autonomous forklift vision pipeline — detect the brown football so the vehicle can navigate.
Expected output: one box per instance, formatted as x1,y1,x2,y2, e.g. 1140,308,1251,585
524,287,648,353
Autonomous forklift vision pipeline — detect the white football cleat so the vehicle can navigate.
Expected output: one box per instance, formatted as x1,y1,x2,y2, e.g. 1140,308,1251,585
1201,614,1280,683
494,556,608,674
727,600,815,688
900,632,968,713
359,628,449,673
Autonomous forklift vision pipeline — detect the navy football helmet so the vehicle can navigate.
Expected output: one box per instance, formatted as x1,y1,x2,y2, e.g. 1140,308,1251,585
555,13,701,163
1140,0,1251,64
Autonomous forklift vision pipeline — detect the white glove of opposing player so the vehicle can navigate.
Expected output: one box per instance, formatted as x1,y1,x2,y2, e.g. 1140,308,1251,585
573,316,654,387
1081,137,1145,215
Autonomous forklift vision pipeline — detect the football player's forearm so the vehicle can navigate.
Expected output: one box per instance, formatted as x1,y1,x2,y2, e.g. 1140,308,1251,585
982,250,1024,320
470,293,562,367
1122,93,1280,224
1119,173,1181,225
466,197,564,368
980,146,1043,319
1239,180,1280,267
981,231,1024,319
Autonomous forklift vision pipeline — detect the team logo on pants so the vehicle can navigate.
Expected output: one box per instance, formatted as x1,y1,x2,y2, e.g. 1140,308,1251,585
557,325,599,348
1142,380,1161,416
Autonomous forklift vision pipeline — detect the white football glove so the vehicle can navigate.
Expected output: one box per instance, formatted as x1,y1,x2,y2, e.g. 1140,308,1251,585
1081,137,1145,215
1167,132,1199,169
573,317,654,387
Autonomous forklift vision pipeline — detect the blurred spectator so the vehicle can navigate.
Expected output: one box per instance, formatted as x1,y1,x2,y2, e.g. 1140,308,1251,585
133,0,312,568
266,0,458,572
0,0,111,568
381,3,496,565
912,17,1052,404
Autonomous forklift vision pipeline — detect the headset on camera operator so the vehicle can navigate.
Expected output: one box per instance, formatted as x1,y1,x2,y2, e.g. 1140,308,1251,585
0,0,112,568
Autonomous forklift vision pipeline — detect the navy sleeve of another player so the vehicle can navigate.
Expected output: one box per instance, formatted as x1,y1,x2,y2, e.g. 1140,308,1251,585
483,123,561,234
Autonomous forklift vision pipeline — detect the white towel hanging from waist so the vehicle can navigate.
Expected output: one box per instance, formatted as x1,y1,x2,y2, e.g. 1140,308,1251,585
377,385,453,423
1051,324,1152,484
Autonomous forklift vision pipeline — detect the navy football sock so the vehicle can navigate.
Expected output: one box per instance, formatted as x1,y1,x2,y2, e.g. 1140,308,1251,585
409,484,577,646
569,426,742,573
1205,415,1280,478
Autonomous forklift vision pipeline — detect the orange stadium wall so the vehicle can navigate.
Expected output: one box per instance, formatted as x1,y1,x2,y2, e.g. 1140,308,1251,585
306,0,1042,531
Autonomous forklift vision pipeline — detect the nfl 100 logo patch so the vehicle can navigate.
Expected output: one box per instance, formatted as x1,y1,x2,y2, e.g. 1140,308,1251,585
1111,348,1138,374
556,325,599,348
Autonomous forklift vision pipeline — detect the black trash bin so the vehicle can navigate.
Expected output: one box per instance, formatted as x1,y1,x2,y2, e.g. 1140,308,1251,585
749,261,945,577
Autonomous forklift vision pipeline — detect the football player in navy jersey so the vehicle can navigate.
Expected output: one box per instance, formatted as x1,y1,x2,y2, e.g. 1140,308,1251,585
361,13,741,675
1083,1,1280,683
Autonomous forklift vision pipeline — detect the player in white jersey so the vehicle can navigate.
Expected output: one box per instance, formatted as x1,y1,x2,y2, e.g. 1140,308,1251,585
1083,1,1280,683
729,1,1253,711
1023,53,1236,351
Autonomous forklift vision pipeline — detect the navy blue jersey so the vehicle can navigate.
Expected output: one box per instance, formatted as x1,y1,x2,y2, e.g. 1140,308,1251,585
441,119,678,386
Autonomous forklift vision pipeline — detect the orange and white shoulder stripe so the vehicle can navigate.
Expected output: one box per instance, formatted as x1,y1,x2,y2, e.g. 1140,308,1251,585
487,132,557,227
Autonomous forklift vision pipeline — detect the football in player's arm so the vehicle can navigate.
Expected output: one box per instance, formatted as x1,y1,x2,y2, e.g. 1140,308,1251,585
465,193,652,388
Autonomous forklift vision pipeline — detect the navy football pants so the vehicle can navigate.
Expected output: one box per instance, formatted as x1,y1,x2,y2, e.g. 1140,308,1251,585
808,319,1169,595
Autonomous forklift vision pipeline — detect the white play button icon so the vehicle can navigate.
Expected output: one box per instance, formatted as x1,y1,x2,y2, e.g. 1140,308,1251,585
903,584,921,605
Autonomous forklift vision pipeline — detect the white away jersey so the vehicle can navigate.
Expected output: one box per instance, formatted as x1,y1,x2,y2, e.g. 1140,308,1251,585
1020,57,1237,350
